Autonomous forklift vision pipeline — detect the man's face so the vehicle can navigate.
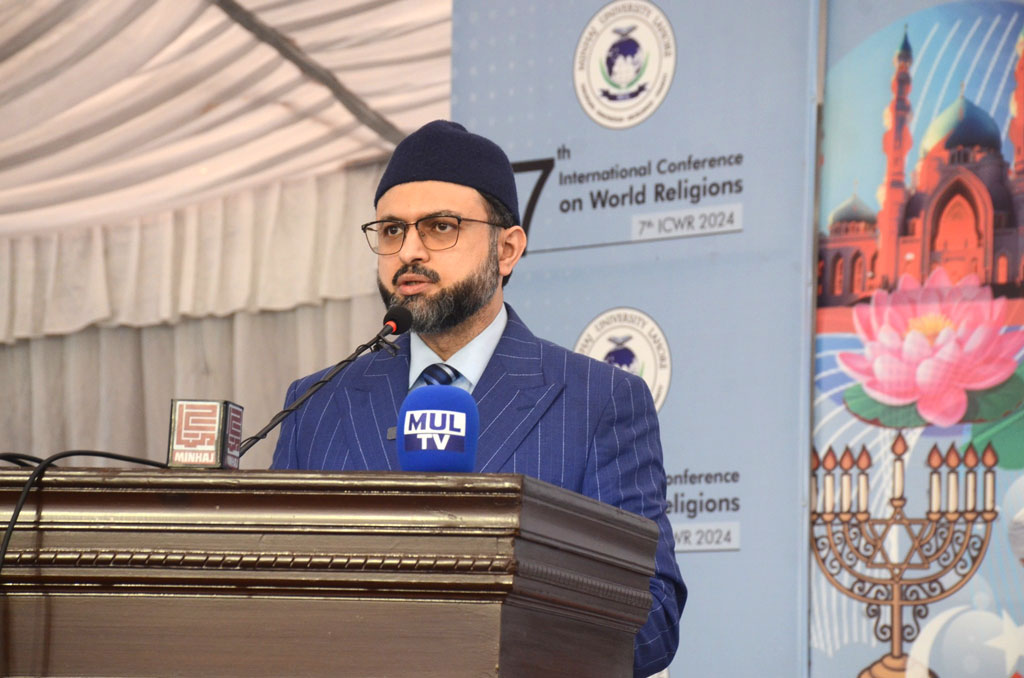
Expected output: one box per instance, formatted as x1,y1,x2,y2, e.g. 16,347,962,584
375,181,501,335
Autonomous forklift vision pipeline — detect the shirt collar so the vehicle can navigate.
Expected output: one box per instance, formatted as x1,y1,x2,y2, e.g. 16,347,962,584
408,304,508,392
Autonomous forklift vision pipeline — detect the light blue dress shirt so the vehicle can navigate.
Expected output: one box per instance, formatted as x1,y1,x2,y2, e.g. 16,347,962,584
407,305,508,393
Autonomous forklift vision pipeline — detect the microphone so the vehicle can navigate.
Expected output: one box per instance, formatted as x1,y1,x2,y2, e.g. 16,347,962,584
382,305,413,337
237,306,412,456
397,385,479,472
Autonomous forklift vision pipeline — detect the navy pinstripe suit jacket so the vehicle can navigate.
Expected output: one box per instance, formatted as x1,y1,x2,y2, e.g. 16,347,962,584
271,305,685,676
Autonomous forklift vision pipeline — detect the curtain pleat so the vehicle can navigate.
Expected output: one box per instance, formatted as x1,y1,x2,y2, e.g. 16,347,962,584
1,295,382,468
0,161,390,467
0,0,453,469
0,163,384,344
0,0,450,234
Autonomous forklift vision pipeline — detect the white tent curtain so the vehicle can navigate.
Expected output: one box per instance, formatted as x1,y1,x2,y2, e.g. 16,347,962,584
0,0,452,468
0,0,450,234
1,163,384,343
0,161,394,469
0,294,386,470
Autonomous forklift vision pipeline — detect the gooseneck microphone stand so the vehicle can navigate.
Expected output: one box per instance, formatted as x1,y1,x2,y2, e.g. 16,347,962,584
238,306,413,456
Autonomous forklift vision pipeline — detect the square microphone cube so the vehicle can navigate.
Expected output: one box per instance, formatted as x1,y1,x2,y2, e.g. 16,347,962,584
167,399,243,469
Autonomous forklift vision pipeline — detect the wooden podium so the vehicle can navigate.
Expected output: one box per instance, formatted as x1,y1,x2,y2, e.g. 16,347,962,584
0,470,657,677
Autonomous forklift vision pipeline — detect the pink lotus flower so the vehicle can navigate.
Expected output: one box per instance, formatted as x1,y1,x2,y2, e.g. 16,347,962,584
837,268,1024,427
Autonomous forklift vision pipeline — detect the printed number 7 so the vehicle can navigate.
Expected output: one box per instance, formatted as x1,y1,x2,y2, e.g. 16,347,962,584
511,157,554,246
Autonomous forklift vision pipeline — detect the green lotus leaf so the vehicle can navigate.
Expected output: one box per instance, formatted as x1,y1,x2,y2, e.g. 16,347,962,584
969,407,1024,470
963,372,1024,422
844,368,1024,430
843,385,927,429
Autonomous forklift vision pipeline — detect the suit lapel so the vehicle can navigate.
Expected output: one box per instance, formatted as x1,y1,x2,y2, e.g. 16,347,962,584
338,308,561,473
344,336,410,470
474,307,563,473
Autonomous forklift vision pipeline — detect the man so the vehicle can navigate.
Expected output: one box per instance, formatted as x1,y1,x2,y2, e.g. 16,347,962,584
272,120,685,677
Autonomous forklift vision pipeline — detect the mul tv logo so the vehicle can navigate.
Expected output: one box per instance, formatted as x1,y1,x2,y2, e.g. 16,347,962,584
573,0,676,129
403,410,467,451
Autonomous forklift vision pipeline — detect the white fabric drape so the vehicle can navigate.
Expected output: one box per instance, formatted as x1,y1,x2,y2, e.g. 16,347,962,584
0,161,395,467
0,0,453,468
0,294,383,469
1,162,384,343
0,0,451,234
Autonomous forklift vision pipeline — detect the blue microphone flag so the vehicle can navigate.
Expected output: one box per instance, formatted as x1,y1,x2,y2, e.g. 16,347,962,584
397,385,479,472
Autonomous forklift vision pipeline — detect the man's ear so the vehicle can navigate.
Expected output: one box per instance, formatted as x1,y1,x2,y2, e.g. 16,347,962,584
498,226,527,278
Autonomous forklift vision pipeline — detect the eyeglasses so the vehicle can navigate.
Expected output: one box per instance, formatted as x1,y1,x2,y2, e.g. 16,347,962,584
360,215,500,255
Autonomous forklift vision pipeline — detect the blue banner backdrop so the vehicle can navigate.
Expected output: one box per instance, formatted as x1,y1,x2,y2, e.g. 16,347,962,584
453,1,818,675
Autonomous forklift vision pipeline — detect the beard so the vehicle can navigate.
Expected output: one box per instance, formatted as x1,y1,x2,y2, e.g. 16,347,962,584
377,248,501,336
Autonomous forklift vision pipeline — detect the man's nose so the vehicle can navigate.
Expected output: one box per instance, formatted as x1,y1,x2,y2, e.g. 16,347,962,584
397,224,429,263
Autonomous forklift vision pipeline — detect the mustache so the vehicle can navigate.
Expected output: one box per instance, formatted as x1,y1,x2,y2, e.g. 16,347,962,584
392,264,440,287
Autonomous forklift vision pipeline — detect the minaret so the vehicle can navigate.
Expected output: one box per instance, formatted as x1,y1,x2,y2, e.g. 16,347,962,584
1009,27,1024,184
876,27,913,287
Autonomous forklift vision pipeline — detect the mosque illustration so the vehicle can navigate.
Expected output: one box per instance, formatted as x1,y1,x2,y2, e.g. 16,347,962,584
818,29,1024,306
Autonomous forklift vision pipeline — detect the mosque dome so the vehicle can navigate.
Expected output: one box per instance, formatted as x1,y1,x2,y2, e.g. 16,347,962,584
919,95,1002,158
828,193,876,225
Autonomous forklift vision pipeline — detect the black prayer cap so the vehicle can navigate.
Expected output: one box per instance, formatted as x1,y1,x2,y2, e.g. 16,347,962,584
374,120,520,225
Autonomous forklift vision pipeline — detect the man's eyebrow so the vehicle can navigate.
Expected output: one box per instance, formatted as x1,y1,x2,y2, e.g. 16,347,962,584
377,210,462,222
416,210,462,219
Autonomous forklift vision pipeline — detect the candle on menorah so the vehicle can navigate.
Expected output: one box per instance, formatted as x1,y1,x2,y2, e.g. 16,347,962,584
856,447,871,515
840,447,854,514
982,444,997,513
891,432,907,499
810,433,998,678
946,446,961,515
822,447,837,515
963,445,978,514
928,446,942,515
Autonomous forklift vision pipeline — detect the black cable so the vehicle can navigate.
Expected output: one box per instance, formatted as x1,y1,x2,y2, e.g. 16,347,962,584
1,453,44,465
2,453,45,463
0,455,36,468
0,450,167,581
238,306,411,456
237,335,383,456
1,454,44,464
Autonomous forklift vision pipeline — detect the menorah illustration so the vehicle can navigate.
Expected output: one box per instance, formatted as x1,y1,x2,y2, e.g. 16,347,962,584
810,433,998,678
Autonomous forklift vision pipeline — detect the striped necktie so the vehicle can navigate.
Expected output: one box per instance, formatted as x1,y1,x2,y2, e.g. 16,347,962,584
421,363,458,386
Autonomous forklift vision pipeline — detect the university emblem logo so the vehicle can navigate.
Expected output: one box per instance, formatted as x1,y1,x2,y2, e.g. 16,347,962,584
573,0,676,129
574,307,671,410
603,27,647,101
